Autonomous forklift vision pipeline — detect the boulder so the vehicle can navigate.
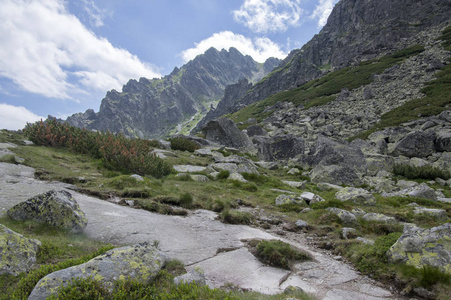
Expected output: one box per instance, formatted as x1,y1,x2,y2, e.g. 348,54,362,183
310,164,364,186
335,187,376,206
304,136,367,186
174,267,206,286
387,224,451,274
190,174,210,182
252,134,305,161
413,207,448,221
295,220,309,229
202,118,254,151
362,213,397,224
245,125,269,137
211,155,259,174
7,190,87,233
382,182,438,201
228,172,247,182
282,180,306,188
28,243,167,300
300,192,325,205
275,194,298,206
341,227,358,239
0,225,41,276
390,131,436,158
432,152,451,174
326,208,357,226
173,165,207,173
435,130,451,152
130,174,144,181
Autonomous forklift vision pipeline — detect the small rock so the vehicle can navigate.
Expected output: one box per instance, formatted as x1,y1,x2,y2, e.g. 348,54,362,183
342,227,358,239
130,174,144,181
295,220,308,229
356,237,374,245
362,213,397,224
275,194,297,206
228,172,247,183
327,208,357,225
174,267,206,286
300,191,325,205
413,207,447,221
287,168,300,175
173,165,207,173
335,187,376,205
282,180,306,188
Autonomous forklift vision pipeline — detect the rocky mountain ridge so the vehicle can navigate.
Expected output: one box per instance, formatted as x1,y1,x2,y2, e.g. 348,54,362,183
66,47,280,139
194,0,451,127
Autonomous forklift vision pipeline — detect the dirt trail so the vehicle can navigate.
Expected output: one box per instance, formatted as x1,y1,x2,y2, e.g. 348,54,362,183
0,161,405,299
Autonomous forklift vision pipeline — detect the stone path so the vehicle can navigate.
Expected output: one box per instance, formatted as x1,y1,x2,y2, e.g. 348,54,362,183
0,161,405,299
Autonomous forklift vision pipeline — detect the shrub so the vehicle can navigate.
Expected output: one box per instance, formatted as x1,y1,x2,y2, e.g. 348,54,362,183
23,120,171,178
0,154,17,164
252,240,310,269
230,180,258,192
216,170,230,179
419,265,451,288
310,199,346,210
169,137,200,152
179,192,194,208
220,209,254,225
121,188,152,198
393,164,451,180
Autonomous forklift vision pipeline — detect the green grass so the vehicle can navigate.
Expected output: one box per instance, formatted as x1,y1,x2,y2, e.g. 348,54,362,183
230,45,425,123
249,239,310,270
46,270,314,300
219,209,254,225
1,129,450,299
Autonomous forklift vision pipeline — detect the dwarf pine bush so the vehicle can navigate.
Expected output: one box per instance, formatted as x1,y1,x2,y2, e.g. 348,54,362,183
393,163,451,180
24,120,171,178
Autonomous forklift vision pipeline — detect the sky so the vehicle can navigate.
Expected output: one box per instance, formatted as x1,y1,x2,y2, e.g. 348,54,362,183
0,0,339,130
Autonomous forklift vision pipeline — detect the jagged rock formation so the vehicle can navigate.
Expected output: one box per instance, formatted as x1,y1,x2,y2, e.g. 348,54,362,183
66,48,280,139
195,0,451,125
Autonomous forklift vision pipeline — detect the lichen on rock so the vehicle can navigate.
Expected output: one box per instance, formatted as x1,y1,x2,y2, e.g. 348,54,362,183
0,224,41,276
7,190,87,233
28,242,167,300
387,223,451,274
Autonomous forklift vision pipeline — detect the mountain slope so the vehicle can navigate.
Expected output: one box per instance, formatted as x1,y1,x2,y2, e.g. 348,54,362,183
195,0,451,127
66,47,280,139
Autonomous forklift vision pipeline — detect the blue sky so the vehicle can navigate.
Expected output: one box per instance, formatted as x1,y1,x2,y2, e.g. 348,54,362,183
0,0,339,130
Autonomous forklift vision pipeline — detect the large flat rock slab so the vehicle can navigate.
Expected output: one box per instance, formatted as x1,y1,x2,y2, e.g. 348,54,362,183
0,162,403,299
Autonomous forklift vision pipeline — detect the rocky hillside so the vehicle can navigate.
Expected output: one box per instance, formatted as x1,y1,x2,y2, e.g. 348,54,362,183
65,48,280,139
194,0,451,126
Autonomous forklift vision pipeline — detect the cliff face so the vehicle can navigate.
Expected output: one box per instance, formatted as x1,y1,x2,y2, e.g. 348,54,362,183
195,0,451,123
66,47,280,139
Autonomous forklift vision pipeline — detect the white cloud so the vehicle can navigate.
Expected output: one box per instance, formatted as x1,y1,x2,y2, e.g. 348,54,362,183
0,103,44,130
82,0,107,27
0,0,161,100
310,0,339,27
180,31,287,63
233,0,302,33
